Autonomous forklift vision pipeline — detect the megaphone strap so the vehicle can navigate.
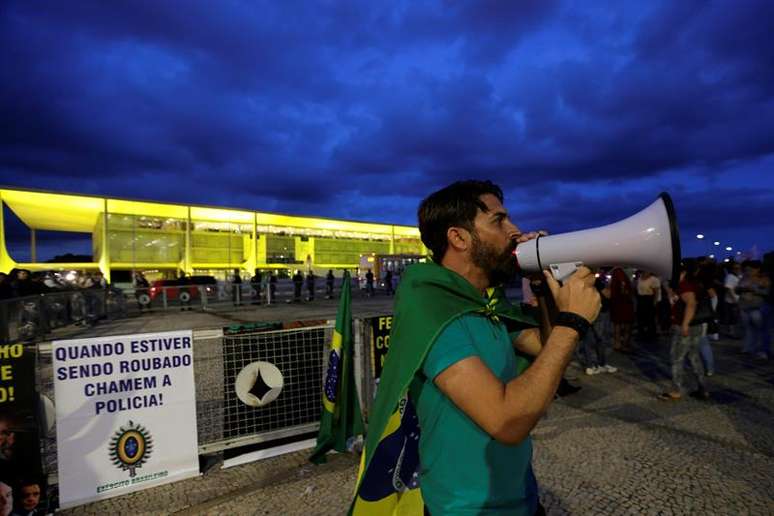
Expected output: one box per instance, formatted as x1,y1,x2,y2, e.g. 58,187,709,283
535,234,544,273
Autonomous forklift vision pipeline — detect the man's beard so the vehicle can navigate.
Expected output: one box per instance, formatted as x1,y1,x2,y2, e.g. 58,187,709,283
471,231,518,286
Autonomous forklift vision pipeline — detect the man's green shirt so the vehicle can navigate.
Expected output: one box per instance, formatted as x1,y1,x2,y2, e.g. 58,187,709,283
409,313,539,515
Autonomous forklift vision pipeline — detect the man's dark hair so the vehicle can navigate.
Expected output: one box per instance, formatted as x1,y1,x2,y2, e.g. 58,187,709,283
17,477,42,491
418,180,504,264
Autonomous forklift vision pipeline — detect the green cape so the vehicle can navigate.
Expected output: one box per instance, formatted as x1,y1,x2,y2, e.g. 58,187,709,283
351,262,537,514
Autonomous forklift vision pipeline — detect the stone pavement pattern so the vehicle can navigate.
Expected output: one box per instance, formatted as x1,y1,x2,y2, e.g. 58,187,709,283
59,332,774,515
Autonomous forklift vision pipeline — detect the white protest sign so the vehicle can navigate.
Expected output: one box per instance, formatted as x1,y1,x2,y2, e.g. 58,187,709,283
53,330,199,508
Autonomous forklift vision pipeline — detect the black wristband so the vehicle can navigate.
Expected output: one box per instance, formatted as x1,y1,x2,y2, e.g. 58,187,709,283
554,312,591,340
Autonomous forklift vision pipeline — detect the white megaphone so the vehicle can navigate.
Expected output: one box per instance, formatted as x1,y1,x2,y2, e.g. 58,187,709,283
514,193,681,285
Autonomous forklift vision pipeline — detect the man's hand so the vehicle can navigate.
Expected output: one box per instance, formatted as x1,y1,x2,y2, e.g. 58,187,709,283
543,266,601,323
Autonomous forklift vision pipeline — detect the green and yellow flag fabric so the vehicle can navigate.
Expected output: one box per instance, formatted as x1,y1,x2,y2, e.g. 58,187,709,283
350,262,537,515
310,271,365,464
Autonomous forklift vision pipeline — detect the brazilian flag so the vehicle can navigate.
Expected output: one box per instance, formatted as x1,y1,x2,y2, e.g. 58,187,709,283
310,271,365,464
349,262,536,515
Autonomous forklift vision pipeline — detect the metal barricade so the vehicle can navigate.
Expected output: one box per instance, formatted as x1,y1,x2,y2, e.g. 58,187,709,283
0,279,355,346
202,324,333,453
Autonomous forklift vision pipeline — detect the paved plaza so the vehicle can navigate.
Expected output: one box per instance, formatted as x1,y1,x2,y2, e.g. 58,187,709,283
52,298,774,515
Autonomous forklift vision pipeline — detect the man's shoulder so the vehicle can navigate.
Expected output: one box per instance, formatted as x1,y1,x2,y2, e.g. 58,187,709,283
432,313,505,347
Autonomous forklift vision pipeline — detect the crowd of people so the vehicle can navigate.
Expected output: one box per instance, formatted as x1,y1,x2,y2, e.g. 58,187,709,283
0,263,406,344
3,256,770,367
0,269,108,300
521,256,773,400
0,269,124,343
244,268,397,304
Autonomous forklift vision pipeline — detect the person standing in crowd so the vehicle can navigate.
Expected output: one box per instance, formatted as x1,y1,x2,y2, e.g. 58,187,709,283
610,268,635,353
79,273,98,325
11,270,37,298
697,263,718,376
268,273,277,304
231,269,242,306
305,271,316,301
708,261,725,342
657,277,674,337
723,262,742,338
250,269,262,305
384,269,394,295
584,272,617,375
738,261,771,359
636,271,660,343
291,270,303,302
325,270,335,299
93,271,107,289
133,272,150,311
365,269,375,297
660,261,710,401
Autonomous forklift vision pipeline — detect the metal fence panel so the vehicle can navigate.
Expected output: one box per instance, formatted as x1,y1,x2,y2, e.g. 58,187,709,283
221,325,331,440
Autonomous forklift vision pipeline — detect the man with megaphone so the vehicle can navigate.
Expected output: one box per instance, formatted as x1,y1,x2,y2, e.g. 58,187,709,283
351,180,602,516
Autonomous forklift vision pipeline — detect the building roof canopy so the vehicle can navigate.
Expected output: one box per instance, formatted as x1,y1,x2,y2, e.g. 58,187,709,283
1,189,103,232
1,188,420,237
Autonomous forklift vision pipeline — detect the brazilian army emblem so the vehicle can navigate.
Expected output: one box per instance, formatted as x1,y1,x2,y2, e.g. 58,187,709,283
109,420,153,477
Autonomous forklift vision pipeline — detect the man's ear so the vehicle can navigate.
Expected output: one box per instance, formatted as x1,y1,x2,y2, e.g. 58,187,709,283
447,226,470,253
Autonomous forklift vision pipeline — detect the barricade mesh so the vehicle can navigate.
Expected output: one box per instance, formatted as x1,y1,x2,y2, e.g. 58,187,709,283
192,333,225,446
222,326,331,439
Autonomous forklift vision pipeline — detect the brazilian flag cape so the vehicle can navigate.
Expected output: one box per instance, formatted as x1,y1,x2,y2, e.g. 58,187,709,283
349,262,537,515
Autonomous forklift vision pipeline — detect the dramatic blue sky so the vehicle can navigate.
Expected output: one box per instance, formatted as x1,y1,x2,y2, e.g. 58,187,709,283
1,0,772,261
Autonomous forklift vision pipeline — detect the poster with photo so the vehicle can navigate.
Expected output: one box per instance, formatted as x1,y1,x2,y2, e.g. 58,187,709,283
0,343,47,516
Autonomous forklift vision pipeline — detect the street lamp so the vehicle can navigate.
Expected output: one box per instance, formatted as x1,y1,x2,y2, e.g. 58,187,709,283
696,234,704,239
725,246,733,251
713,241,720,246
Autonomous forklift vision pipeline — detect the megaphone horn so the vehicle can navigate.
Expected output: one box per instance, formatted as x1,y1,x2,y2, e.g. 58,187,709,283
514,193,681,285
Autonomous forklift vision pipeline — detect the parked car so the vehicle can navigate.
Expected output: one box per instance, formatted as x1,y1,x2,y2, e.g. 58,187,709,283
148,280,191,303
148,276,216,303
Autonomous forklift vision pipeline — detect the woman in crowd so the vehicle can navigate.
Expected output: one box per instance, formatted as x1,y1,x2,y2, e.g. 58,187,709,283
610,267,635,353
738,261,771,359
660,260,710,401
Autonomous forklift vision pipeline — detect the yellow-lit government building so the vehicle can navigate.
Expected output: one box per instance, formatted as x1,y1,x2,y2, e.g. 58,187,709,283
0,187,426,282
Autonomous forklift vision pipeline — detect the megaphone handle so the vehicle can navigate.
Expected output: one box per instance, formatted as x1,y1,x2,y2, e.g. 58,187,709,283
530,275,561,344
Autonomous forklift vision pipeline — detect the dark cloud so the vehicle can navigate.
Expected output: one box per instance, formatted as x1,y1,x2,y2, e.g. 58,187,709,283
1,0,773,260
